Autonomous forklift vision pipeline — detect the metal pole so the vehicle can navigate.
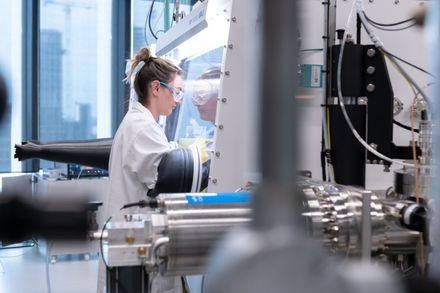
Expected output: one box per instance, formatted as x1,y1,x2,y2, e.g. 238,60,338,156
22,0,40,172
164,0,170,31
361,191,372,262
253,0,300,230
321,0,336,182
428,0,440,278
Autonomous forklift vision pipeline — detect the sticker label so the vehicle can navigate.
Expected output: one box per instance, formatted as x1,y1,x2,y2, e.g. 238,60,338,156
186,192,251,204
299,64,323,88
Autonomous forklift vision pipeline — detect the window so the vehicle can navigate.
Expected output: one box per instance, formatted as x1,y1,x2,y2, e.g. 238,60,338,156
0,0,129,173
0,1,23,172
39,0,113,169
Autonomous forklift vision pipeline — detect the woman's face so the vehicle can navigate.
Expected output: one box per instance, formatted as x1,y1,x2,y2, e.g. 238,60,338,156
191,79,219,124
193,94,217,124
158,74,183,116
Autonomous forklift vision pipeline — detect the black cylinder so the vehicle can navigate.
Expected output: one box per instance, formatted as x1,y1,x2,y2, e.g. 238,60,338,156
328,104,366,187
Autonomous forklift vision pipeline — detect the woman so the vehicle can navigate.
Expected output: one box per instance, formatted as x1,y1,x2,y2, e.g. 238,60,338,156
98,47,184,293
107,47,183,215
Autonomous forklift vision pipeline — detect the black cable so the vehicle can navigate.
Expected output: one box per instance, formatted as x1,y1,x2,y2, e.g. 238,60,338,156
148,0,158,40
142,266,150,293
299,48,323,52
120,200,149,210
363,12,415,27
120,198,158,210
394,119,419,133
367,20,417,32
356,13,361,44
100,216,112,271
321,128,327,182
381,49,434,77
100,215,129,293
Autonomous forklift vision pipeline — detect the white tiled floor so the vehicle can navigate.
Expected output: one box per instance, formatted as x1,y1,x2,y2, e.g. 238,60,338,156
0,243,98,293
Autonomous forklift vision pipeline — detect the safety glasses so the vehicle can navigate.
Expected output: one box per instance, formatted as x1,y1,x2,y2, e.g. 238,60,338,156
191,79,219,105
159,81,184,101
192,92,214,105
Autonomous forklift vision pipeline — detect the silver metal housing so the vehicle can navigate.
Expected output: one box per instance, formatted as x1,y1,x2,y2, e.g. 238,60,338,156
104,182,420,276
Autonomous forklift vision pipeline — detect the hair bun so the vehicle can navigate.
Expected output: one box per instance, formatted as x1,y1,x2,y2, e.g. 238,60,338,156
136,47,152,62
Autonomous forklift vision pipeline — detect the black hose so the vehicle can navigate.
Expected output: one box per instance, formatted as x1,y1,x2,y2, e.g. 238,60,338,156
393,119,419,133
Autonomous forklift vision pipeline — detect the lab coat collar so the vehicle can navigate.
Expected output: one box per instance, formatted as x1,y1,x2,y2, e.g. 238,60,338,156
131,100,156,121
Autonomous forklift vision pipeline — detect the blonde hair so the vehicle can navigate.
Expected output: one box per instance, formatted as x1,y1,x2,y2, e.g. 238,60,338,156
125,47,182,104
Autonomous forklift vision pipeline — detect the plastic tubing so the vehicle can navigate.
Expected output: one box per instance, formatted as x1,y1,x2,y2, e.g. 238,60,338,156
337,0,431,169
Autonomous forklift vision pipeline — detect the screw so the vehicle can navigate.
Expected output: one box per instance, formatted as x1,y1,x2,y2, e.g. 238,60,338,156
366,66,375,75
358,97,368,105
228,43,233,49
218,124,224,130
224,71,230,76
126,235,135,245
221,97,227,103
367,48,376,57
369,143,378,150
215,151,221,157
138,246,146,256
366,83,375,92
231,16,237,22
373,160,378,164
394,0,399,4
212,178,218,184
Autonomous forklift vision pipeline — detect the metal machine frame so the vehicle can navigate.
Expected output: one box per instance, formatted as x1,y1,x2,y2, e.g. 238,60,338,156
157,0,261,193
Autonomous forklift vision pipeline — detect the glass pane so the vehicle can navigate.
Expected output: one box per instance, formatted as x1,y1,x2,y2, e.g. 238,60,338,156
159,0,232,148
173,47,223,146
39,0,112,169
0,1,22,172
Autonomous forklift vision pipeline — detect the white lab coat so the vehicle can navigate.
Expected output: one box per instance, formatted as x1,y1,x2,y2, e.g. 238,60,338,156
106,100,177,216
97,101,181,293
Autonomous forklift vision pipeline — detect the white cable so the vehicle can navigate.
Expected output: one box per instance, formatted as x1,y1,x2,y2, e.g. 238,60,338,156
337,1,432,169
46,254,52,293
355,0,431,109
355,2,384,48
